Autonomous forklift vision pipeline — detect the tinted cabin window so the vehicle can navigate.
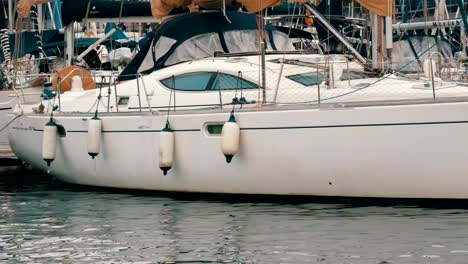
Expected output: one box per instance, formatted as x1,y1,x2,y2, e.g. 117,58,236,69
286,72,325,86
161,72,257,91
160,72,213,91
212,73,257,90
340,71,367,81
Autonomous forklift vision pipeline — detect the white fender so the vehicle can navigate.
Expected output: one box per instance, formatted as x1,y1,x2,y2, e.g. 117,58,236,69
221,113,240,163
159,124,174,175
42,119,57,166
87,117,102,159
71,76,83,92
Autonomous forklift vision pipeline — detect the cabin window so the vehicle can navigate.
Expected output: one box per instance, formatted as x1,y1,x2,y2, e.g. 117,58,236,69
118,97,130,105
340,71,367,81
212,73,257,90
160,72,257,91
286,72,325,86
161,72,213,91
206,124,223,135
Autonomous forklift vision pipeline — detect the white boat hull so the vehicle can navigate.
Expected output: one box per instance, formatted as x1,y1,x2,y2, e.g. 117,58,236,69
0,87,43,149
9,100,468,199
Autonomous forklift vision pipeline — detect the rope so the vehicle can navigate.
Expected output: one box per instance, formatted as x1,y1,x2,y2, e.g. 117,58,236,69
11,17,26,113
94,79,104,117
165,75,175,125
0,114,22,133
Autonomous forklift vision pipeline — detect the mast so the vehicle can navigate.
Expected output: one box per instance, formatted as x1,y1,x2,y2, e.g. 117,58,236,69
423,0,428,35
371,12,379,69
385,15,392,69
7,0,12,33
462,22,467,58
64,25,74,66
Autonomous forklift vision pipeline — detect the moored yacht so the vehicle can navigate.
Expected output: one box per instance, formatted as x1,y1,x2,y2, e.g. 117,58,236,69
8,9,468,199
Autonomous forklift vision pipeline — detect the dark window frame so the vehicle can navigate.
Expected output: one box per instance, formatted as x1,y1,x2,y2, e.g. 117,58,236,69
160,72,258,92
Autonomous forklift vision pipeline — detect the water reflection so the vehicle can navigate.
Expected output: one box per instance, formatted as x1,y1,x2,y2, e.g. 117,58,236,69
1,167,468,263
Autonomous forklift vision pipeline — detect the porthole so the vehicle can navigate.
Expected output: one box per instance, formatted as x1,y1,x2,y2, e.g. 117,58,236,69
118,97,130,106
206,124,223,135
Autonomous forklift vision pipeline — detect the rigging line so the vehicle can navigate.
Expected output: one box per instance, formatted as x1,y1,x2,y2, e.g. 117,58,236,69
272,2,298,103
118,0,124,25
1,0,6,20
93,74,105,116
86,96,100,113
165,75,175,124
11,17,25,113
239,71,244,109
83,0,92,32
0,114,22,133
256,9,263,105
106,0,125,69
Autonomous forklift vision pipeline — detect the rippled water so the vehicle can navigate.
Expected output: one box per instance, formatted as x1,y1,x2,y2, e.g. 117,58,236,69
2,166,468,263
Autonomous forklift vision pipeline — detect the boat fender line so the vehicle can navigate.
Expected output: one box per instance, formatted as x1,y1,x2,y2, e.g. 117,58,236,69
42,118,57,166
87,114,102,159
221,111,240,163
159,121,174,176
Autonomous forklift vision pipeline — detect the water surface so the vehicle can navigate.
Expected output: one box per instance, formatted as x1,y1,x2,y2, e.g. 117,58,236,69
1,166,468,263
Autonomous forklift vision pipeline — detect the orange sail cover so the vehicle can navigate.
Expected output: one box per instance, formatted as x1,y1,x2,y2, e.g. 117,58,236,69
151,0,310,18
237,0,282,13
355,0,392,16
17,0,51,18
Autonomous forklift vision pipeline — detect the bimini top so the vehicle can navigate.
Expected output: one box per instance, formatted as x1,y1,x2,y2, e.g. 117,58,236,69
119,11,293,81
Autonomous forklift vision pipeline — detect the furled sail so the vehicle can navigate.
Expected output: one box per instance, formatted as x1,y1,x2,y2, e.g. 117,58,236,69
355,0,392,16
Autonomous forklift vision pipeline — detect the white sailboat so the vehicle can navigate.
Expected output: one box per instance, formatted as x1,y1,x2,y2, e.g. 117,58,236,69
8,3,468,199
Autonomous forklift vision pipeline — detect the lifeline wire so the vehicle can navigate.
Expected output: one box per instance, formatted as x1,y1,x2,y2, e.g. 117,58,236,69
0,114,22,133
275,32,450,105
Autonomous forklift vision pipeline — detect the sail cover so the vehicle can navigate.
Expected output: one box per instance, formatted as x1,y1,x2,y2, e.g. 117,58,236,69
119,11,294,81
151,0,310,18
17,0,50,18
18,0,310,21
355,0,392,16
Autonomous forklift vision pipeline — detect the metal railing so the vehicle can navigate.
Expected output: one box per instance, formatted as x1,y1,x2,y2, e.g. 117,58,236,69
11,56,468,116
